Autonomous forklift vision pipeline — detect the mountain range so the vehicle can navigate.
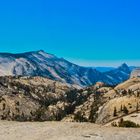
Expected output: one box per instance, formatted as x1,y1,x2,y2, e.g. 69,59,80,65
0,50,136,86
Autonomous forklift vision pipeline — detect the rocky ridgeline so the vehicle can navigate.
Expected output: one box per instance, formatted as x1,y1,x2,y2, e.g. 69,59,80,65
0,51,132,86
0,76,140,124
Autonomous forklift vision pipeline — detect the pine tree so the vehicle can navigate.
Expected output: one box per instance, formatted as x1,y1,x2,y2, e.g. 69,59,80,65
120,105,123,112
113,107,117,117
123,105,128,114
136,103,139,112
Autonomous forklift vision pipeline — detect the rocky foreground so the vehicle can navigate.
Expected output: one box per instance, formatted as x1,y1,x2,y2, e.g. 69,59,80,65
0,121,140,140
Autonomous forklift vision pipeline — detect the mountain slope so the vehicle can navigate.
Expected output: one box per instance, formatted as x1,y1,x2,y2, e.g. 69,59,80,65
0,76,76,121
104,63,131,85
0,76,140,124
94,67,115,72
0,50,133,86
63,77,140,124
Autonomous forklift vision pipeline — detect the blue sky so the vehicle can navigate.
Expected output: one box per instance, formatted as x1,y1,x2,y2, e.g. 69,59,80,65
0,0,140,66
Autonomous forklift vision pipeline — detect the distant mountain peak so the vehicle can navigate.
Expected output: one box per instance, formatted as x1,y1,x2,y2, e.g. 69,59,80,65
118,63,130,72
37,50,45,53
120,63,128,67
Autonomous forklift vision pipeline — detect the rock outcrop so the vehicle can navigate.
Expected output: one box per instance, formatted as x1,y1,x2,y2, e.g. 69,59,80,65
130,68,140,78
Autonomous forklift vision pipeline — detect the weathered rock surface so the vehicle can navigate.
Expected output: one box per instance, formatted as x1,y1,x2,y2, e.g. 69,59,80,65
131,68,140,78
0,121,140,140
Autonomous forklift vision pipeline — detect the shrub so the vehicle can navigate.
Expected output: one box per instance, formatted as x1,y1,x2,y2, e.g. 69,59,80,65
74,111,88,122
118,118,140,128
111,122,117,127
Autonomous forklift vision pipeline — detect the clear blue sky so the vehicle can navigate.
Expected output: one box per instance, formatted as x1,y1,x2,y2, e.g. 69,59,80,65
0,0,140,66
